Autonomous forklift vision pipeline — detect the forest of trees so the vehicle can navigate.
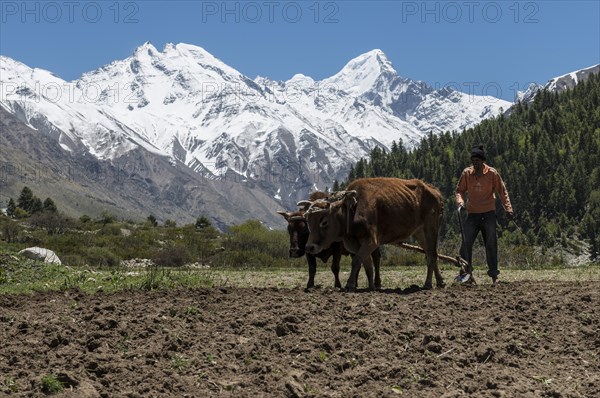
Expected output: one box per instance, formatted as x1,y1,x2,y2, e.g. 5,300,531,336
343,73,600,260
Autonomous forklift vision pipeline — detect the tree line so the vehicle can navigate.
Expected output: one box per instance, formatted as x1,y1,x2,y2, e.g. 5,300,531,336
341,73,600,260
6,187,57,218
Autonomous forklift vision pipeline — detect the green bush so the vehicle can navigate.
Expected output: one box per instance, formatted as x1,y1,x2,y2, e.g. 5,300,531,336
61,254,85,267
84,247,120,267
152,244,193,267
225,220,289,259
382,253,424,268
28,212,75,235
212,249,282,268
0,217,21,243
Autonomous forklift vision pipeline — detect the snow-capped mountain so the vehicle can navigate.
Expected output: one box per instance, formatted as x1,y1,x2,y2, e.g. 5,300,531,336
1,42,510,221
516,64,600,104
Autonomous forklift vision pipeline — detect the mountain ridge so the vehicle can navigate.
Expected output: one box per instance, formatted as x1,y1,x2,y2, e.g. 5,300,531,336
2,43,593,226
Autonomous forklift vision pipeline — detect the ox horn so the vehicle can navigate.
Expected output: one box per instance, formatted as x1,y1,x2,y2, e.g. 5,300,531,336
276,211,288,216
288,215,305,221
297,200,313,209
304,199,330,215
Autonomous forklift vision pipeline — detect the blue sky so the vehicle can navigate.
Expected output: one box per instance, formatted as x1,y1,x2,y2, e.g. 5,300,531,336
1,0,599,101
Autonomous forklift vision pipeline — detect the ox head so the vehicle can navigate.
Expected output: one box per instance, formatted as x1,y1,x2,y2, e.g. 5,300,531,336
302,191,357,255
277,210,310,258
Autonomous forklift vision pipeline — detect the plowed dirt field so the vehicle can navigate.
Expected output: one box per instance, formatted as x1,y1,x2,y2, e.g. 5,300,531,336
1,281,598,397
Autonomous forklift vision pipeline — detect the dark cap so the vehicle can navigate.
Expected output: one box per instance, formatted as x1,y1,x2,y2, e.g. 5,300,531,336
471,144,486,161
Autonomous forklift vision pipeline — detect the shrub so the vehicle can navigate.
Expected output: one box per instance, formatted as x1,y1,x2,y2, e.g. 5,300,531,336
61,255,85,267
0,217,21,243
164,219,177,228
28,212,75,235
178,225,219,262
225,220,288,259
152,244,193,267
146,215,158,228
99,224,122,236
212,249,281,268
380,246,425,267
98,211,116,225
84,247,120,267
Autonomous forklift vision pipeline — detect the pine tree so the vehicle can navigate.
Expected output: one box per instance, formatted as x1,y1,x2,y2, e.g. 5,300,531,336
43,198,58,213
147,215,158,227
17,187,34,213
195,216,212,230
6,198,17,218
30,197,43,214
332,179,340,192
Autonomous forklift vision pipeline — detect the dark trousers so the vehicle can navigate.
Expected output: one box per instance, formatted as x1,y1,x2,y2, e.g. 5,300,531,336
460,211,499,278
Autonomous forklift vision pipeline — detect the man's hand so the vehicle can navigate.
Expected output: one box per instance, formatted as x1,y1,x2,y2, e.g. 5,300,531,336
506,211,514,221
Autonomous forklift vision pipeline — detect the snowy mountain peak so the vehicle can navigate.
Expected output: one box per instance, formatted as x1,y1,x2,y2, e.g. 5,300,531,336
134,41,159,57
545,64,600,92
121,41,242,79
286,73,315,87
169,43,221,63
323,49,397,95
1,42,512,212
515,82,544,103
514,64,600,105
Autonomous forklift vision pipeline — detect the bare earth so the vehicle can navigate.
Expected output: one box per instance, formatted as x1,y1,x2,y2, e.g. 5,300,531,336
1,281,598,397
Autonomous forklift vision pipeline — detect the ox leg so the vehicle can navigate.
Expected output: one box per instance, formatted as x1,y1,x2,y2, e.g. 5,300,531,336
362,252,375,291
305,254,318,291
349,254,363,288
371,247,382,290
331,245,342,289
345,254,362,292
345,247,376,291
414,230,444,290
350,253,360,287
373,248,382,290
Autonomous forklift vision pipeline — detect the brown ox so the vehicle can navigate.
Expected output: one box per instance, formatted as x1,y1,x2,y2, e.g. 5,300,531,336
304,178,445,291
278,192,381,290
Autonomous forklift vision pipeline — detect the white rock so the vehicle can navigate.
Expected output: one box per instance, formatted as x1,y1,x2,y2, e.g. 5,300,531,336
18,247,62,264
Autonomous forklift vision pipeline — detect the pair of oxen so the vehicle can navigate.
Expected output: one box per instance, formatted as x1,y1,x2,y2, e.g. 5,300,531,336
278,177,466,291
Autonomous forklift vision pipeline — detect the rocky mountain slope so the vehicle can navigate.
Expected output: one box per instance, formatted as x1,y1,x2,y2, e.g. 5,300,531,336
515,64,600,104
9,43,579,226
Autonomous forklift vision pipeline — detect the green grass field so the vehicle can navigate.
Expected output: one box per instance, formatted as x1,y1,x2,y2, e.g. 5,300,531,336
1,254,599,295
2,216,598,295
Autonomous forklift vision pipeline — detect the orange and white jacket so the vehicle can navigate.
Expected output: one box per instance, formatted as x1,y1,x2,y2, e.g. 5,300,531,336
455,164,513,214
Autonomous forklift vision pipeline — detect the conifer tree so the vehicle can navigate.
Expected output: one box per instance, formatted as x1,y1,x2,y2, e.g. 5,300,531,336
30,197,43,214
195,216,212,230
17,187,34,213
43,198,58,213
6,198,17,218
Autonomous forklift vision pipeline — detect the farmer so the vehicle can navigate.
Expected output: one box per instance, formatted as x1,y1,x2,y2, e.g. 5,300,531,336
455,144,513,285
